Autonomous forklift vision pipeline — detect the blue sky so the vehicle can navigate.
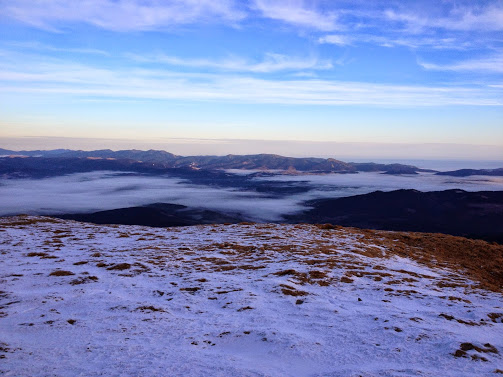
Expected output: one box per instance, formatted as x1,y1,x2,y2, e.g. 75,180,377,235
0,0,502,157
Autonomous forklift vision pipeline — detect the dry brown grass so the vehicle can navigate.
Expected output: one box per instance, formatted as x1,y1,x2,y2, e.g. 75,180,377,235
70,276,98,285
0,216,59,227
279,284,308,297
453,342,499,361
317,225,503,292
375,231,503,292
135,305,165,312
340,276,354,283
106,263,131,271
237,306,254,311
49,270,75,276
316,224,344,231
488,313,503,323
180,287,201,292
439,313,482,326
26,252,49,257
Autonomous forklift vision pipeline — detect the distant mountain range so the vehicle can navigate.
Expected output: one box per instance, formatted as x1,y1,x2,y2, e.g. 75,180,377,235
0,148,437,175
436,168,503,177
3,147,500,177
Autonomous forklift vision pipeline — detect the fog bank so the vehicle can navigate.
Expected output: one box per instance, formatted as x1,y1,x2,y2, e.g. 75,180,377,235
1,171,502,221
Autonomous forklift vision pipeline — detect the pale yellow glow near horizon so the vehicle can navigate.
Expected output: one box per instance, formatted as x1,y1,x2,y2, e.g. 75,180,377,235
2,118,503,147
1,135,502,161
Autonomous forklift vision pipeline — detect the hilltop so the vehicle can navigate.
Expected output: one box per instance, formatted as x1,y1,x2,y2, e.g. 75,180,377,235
1,216,502,376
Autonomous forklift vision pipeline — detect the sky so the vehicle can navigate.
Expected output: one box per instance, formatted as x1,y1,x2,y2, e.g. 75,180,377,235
0,0,502,158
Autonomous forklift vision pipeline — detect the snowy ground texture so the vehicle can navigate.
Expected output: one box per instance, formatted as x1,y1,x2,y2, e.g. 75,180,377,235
1,216,502,377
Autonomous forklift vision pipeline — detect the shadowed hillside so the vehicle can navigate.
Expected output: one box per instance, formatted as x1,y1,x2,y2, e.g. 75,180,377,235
286,189,503,243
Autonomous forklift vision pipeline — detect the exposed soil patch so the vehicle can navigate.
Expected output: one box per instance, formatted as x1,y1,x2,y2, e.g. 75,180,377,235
273,269,297,276
180,287,201,293
26,252,49,257
107,263,131,271
135,305,165,312
49,270,75,277
340,276,354,283
237,306,254,311
439,313,481,326
280,284,308,297
70,276,98,285
488,313,503,323
453,342,498,361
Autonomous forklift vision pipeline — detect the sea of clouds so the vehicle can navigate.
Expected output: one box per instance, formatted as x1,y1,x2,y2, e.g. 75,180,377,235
1,171,502,221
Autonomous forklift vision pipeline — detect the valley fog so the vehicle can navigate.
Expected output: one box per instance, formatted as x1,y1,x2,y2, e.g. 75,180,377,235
2,170,503,221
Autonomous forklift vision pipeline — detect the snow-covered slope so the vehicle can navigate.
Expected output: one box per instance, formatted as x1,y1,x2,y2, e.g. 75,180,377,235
1,216,502,376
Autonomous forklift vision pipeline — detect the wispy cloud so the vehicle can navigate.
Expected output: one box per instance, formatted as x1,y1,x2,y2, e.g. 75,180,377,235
0,0,245,32
318,2,503,51
1,0,500,54
319,34,473,50
252,0,339,31
419,53,503,73
2,41,109,56
368,36,469,50
385,2,503,32
318,35,351,46
127,52,332,73
0,52,501,107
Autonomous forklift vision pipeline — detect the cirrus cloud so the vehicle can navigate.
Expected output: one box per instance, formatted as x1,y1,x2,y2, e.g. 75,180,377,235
0,50,501,107
0,0,245,31
251,0,340,31
385,2,503,32
126,52,333,73
419,52,503,73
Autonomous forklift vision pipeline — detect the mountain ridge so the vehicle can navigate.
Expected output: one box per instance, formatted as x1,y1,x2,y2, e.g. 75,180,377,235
287,189,503,243
0,148,433,174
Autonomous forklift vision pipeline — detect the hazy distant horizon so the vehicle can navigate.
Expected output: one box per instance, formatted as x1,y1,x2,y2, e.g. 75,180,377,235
1,136,502,169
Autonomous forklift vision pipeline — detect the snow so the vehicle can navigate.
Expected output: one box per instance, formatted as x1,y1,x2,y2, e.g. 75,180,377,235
0,216,502,376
